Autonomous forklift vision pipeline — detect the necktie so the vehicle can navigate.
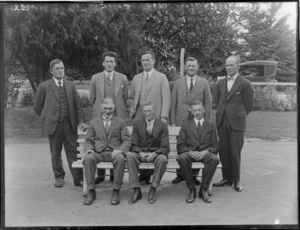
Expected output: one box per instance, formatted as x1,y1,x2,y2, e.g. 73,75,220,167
104,120,110,134
58,80,62,88
190,78,193,91
147,121,152,134
107,73,111,86
145,72,149,82
197,120,201,128
197,120,202,139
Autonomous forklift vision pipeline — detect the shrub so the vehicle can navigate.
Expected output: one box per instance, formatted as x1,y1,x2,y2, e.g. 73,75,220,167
19,90,34,107
80,94,92,108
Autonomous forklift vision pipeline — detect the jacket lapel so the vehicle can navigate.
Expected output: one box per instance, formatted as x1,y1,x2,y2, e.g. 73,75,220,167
50,78,59,101
189,120,199,139
114,73,121,99
151,119,160,142
107,116,118,141
145,70,156,93
227,75,242,100
64,79,72,103
200,120,209,142
181,77,190,104
99,73,105,98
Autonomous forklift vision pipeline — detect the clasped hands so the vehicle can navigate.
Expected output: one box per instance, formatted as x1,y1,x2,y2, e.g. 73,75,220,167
139,152,157,162
188,150,210,161
79,123,89,131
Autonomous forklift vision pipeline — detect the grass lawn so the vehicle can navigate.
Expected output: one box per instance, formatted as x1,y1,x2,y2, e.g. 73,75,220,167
4,106,297,142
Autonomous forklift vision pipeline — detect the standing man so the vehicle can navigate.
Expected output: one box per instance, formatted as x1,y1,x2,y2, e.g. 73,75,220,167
213,55,254,192
83,98,131,205
170,57,212,185
126,102,169,204
177,101,219,203
33,59,87,188
129,50,171,184
89,51,129,184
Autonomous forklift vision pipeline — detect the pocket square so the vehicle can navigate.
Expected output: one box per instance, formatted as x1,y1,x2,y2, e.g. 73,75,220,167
236,92,240,95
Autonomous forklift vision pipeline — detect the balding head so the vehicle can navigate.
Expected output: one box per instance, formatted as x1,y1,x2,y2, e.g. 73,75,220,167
101,98,115,118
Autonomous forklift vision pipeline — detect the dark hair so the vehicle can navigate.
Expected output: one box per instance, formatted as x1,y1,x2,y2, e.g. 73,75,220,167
191,100,205,110
102,52,118,62
50,59,63,71
140,50,155,61
185,57,199,65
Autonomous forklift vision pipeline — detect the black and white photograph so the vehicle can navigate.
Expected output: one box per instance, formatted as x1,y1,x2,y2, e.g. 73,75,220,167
2,1,298,228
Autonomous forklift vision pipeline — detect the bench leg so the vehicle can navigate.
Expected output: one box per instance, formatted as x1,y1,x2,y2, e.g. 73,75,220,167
207,181,213,196
83,168,88,197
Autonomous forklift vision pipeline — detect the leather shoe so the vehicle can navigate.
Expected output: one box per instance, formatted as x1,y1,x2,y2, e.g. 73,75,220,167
213,179,233,187
54,178,64,188
128,188,142,204
148,186,157,204
186,188,196,203
111,189,120,205
193,177,201,186
172,176,184,184
199,188,212,203
95,176,105,185
74,181,83,187
234,181,243,192
84,190,96,205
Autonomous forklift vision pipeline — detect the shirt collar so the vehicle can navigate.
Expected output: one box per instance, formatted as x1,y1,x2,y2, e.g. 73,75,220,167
227,73,238,81
146,118,155,124
102,115,113,122
186,75,196,82
105,71,115,79
194,117,204,126
53,77,64,87
144,68,154,78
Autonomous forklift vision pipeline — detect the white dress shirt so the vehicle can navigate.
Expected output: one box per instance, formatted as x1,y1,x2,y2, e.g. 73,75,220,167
53,77,64,87
102,115,112,128
105,70,115,81
227,73,238,91
146,118,155,134
144,68,154,80
194,117,204,127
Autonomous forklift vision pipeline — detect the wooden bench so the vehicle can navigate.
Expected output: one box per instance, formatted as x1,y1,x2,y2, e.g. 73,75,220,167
72,126,222,196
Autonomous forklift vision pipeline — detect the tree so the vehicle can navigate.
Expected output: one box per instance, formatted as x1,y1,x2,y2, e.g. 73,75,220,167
237,2,296,82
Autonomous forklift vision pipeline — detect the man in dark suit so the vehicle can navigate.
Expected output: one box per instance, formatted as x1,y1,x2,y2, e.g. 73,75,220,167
89,51,129,184
128,50,171,185
213,55,254,192
170,57,212,185
126,102,169,204
177,101,219,203
83,98,131,205
33,59,87,188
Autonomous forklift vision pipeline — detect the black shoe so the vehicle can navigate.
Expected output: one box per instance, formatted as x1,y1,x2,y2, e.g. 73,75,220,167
234,181,243,192
172,176,184,184
199,188,212,203
186,187,196,203
128,188,142,205
95,176,105,185
74,181,83,187
111,189,120,205
54,178,64,188
213,179,233,187
84,190,96,205
148,186,157,204
193,177,201,186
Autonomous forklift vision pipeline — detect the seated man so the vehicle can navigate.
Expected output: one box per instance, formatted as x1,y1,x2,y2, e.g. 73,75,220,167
83,98,131,205
126,102,170,204
177,101,219,203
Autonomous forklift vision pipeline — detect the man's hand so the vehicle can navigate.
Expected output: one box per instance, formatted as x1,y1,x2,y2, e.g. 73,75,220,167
195,150,209,161
146,152,157,162
139,152,148,162
112,150,122,160
188,151,198,160
161,117,167,123
79,123,89,131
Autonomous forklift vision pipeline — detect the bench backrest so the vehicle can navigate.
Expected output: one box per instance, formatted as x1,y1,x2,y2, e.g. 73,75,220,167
77,126,181,159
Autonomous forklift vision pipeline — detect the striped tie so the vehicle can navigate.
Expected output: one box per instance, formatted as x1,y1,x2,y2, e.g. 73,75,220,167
107,73,111,86
145,72,149,82
58,80,62,88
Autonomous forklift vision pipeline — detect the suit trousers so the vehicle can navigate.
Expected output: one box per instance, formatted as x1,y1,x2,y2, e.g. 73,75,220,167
84,151,125,190
126,152,167,189
178,152,219,190
217,112,244,182
48,119,82,183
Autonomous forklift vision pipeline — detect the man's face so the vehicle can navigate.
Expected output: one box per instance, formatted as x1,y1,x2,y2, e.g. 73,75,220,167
225,56,240,77
102,56,116,72
191,104,205,120
51,62,65,80
143,105,155,121
101,103,115,118
141,54,155,72
185,60,199,77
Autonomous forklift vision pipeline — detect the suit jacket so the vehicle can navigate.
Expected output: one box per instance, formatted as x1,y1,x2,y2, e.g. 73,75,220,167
177,119,219,155
170,75,212,126
33,78,84,135
84,116,131,155
89,71,128,119
130,118,170,156
215,75,254,131
129,69,171,119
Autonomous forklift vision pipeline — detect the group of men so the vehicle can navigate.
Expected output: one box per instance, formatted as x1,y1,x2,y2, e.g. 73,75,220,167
33,50,254,206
